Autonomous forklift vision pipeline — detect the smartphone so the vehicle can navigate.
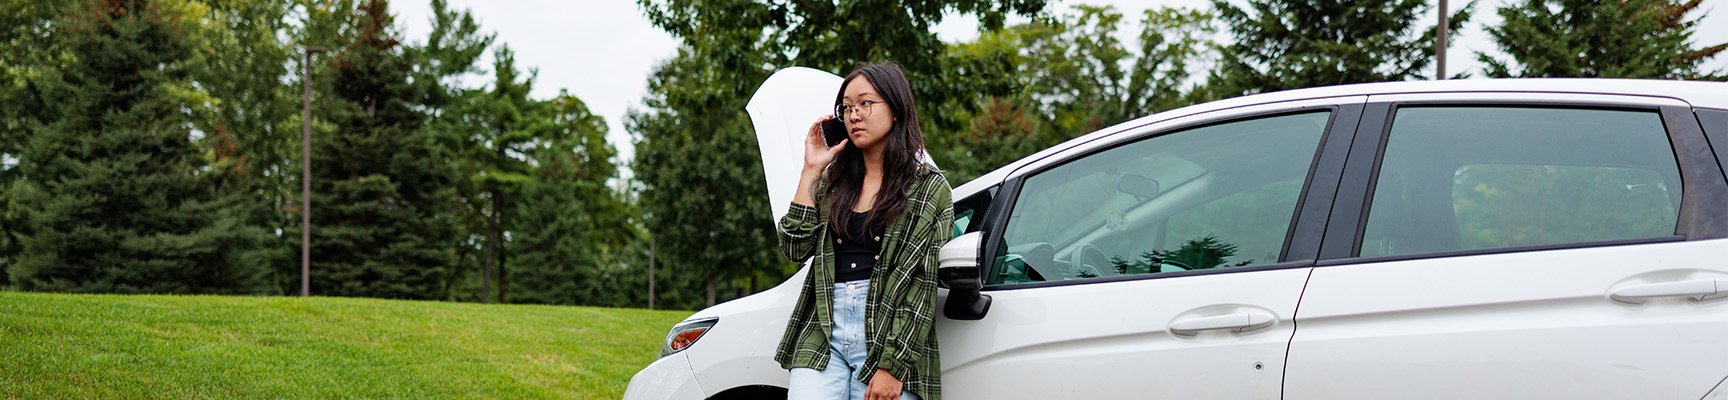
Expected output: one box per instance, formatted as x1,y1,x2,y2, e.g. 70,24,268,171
821,118,848,147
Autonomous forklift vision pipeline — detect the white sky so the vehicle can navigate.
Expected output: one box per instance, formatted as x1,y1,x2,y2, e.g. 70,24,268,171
394,0,1728,178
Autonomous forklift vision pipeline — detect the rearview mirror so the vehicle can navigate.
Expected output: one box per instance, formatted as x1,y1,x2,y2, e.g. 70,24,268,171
1119,174,1160,200
939,232,991,320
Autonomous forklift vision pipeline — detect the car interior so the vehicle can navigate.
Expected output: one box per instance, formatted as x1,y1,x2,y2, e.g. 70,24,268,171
1358,106,1682,258
990,112,1331,284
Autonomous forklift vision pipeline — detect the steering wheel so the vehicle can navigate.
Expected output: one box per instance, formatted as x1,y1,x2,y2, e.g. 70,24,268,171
1069,243,1116,279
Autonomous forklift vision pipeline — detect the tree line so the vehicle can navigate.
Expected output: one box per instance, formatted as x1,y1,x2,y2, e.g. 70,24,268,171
0,0,643,306
1,0,1721,310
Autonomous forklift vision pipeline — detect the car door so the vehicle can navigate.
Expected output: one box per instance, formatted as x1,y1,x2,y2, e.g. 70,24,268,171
1284,94,1728,399
933,98,1363,399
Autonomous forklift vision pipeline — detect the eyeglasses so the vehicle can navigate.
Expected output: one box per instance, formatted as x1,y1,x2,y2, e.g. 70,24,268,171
835,100,883,120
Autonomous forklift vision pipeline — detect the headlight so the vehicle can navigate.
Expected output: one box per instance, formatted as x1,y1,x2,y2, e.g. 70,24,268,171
660,317,718,358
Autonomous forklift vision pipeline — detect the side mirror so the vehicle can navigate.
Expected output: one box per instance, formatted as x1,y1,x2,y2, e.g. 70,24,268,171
939,232,991,320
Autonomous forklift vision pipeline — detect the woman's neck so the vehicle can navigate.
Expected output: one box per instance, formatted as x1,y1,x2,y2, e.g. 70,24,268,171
861,145,885,177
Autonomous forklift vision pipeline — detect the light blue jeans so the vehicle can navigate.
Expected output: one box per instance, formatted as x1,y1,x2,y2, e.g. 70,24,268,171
788,280,919,400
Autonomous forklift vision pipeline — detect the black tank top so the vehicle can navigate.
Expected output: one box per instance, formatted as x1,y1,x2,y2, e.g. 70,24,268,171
833,210,884,283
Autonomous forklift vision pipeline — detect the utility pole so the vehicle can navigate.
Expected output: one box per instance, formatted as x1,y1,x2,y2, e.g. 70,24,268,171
1435,0,1449,80
301,46,327,297
648,241,656,310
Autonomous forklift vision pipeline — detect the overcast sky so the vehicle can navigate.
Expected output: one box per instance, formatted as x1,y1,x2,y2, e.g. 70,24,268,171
393,0,1727,175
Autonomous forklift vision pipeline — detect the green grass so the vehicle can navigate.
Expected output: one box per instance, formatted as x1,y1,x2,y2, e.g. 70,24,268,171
0,292,693,399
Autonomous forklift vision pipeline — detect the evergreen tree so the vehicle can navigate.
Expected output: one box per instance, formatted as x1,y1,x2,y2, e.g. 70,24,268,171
443,46,545,303
1478,0,1726,79
1108,234,1250,274
507,93,635,306
301,0,458,299
5,0,269,294
408,0,498,302
0,0,62,156
0,0,68,286
187,0,302,293
408,0,492,118
1210,0,1472,95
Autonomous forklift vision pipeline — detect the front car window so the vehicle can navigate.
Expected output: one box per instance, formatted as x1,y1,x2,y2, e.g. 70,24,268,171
953,190,992,238
1360,107,1681,257
989,112,1331,284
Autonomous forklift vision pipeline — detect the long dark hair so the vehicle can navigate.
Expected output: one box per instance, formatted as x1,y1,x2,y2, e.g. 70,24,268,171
826,62,927,236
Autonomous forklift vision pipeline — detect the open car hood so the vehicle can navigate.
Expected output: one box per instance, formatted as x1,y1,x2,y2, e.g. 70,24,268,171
745,67,937,221
746,67,845,221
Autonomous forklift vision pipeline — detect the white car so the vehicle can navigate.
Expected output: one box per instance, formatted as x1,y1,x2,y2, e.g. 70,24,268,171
624,70,1728,400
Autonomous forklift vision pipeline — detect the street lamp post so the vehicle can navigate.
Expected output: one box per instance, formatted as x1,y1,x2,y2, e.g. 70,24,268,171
302,46,327,297
1436,0,1449,80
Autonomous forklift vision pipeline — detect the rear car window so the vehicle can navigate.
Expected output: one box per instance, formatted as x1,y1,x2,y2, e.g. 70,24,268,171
1360,107,1682,257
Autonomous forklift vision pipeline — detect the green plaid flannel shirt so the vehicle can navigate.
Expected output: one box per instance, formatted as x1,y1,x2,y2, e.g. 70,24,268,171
774,164,954,400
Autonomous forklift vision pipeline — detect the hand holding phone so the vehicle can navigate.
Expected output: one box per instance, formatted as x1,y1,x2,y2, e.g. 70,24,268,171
821,118,848,147
804,116,848,171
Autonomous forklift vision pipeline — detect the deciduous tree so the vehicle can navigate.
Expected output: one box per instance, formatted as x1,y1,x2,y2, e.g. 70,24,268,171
1021,6,1216,135
628,44,783,307
936,5,1218,185
634,0,1047,306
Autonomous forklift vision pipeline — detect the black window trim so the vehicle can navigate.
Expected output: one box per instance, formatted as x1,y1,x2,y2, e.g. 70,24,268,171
1315,235,1687,267
1696,108,1728,181
952,185,997,235
977,104,1361,291
1318,102,1392,260
1665,106,1728,239
977,176,1021,289
1284,104,1365,262
984,259,1319,291
1318,100,1728,266
1695,109,1728,234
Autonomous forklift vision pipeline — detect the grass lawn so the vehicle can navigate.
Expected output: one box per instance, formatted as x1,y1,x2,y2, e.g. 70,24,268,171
0,292,693,399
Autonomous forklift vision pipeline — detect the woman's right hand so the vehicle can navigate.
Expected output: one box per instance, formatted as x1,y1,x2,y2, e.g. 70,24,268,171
804,115,848,171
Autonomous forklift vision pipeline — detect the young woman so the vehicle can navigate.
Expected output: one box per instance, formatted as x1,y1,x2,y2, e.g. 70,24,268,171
775,62,954,400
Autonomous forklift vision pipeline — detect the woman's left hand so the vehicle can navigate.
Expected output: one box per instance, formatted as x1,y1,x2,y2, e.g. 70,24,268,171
867,369,902,400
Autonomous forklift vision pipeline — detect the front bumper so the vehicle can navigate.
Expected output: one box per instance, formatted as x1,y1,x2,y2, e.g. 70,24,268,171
623,353,705,400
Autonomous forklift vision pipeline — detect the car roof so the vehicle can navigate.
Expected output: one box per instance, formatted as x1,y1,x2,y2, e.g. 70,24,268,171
1197,78,1728,112
953,78,1728,199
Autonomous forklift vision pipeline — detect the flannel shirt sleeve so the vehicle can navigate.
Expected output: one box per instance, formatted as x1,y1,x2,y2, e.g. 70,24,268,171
867,177,954,381
778,202,824,263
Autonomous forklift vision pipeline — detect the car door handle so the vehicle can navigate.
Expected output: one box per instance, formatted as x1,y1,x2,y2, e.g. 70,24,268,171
1169,312,1276,336
1609,279,1728,304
